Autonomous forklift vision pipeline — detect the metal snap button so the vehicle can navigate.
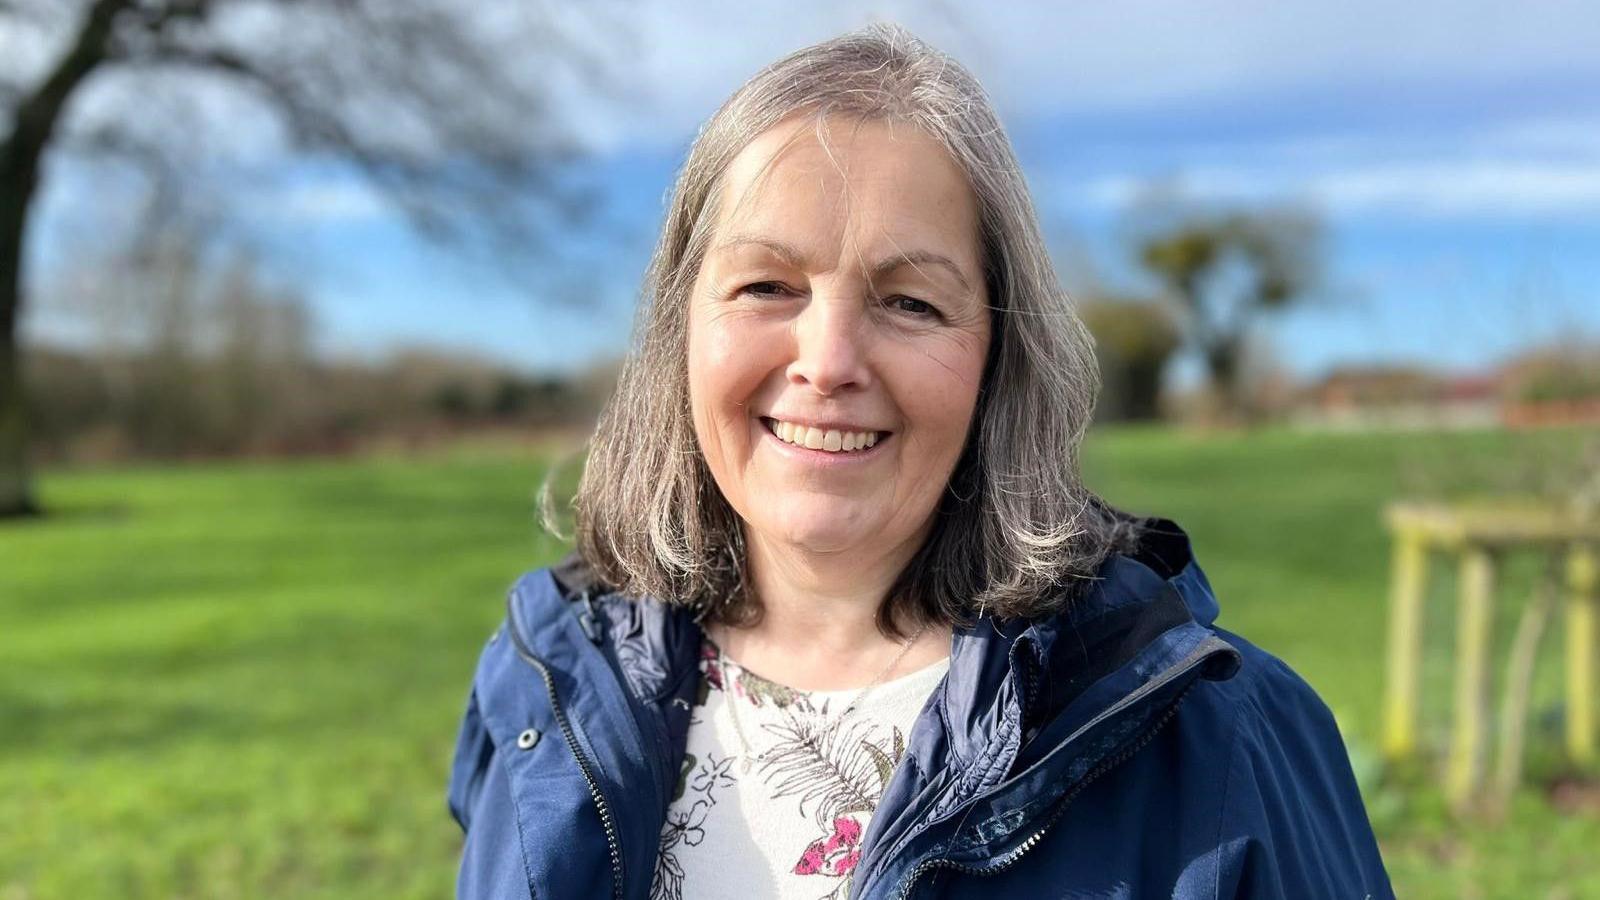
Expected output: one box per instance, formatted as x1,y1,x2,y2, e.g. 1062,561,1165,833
516,728,541,750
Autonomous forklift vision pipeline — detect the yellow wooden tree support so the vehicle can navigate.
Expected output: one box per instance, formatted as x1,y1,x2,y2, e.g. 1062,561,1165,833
1447,547,1496,806
1381,502,1600,814
1570,546,1597,763
1382,531,1428,760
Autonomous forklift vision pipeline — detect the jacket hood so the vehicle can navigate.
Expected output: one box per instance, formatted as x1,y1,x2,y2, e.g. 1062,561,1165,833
848,520,1240,896
508,516,1241,899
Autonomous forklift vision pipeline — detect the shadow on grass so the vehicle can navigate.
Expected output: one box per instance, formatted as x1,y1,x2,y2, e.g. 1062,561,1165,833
0,501,133,530
0,686,255,756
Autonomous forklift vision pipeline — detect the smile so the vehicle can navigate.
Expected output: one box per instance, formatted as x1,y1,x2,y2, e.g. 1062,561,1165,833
760,417,888,454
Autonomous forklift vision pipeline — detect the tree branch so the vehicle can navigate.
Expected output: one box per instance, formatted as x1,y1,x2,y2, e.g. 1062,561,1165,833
58,119,183,193
140,21,580,255
3,0,131,168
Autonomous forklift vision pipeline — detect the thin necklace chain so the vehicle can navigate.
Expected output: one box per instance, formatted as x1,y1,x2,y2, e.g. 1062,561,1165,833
715,622,933,774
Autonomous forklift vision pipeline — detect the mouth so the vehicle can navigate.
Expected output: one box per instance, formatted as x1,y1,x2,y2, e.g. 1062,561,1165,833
759,417,890,455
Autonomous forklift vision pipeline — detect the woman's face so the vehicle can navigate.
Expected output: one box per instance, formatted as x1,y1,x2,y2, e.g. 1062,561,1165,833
687,115,990,561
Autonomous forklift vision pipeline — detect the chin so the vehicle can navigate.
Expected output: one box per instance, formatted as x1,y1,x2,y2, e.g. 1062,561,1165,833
764,508,880,554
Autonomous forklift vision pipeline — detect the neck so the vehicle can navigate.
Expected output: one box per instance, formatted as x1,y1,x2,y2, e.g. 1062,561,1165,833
713,528,951,692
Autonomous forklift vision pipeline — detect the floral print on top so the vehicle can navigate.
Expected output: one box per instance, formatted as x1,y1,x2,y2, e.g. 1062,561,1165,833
649,637,950,900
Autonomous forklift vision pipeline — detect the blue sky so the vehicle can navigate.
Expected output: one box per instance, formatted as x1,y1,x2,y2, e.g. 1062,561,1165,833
23,0,1600,382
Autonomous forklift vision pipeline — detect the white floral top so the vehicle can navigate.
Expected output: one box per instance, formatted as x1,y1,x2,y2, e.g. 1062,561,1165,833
649,637,951,900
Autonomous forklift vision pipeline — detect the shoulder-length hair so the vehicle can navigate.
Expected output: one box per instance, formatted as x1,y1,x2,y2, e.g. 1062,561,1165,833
569,23,1140,637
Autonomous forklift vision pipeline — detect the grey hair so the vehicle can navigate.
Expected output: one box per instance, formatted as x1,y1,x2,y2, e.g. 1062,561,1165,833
570,23,1141,636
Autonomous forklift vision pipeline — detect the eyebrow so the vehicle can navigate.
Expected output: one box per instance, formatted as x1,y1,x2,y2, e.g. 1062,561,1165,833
713,234,974,294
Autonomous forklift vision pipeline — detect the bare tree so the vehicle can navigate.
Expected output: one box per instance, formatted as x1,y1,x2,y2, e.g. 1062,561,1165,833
0,0,619,517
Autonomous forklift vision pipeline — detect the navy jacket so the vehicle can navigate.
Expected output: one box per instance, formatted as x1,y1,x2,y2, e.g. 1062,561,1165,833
448,521,1393,898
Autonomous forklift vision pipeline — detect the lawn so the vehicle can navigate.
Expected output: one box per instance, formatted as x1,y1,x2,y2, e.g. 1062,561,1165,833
1,426,1595,898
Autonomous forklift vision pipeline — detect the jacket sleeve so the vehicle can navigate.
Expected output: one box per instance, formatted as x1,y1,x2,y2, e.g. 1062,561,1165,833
448,685,493,833
447,629,536,899
1214,653,1394,900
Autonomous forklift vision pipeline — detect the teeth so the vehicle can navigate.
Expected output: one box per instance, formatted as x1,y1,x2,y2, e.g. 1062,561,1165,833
767,419,881,454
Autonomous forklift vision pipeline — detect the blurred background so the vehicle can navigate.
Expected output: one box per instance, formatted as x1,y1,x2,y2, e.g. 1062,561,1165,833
2,1,1597,897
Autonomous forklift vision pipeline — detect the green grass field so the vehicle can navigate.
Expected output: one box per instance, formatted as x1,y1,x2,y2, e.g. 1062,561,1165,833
2,426,1596,898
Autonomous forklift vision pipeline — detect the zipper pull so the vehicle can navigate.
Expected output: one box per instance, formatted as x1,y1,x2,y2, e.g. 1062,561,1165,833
577,589,604,644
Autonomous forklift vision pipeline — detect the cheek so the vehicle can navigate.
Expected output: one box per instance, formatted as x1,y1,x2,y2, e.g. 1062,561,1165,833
897,333,988,452
686,324,727,461
687,308,772,457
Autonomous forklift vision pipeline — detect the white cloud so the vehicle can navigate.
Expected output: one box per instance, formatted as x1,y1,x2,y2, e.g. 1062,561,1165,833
1076,159,1600,219
1316,162,1600,216
1487,117,1600,159
553,0,1600,155
264,181,388,225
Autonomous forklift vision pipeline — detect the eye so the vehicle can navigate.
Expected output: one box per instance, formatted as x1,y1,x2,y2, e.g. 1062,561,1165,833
887,295,938,318
738,281,790,298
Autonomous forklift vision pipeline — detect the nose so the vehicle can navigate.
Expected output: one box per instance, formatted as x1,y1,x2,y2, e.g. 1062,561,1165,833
786,296,871,395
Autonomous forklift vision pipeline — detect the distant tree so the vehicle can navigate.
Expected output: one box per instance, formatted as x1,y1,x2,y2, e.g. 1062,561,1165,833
432,381,475,421
1135,207,1323,420
35,212,317,455
489,375,533,418
123,224,205,455
206,248,315,451
1506,342,1600,404
1,0,620,517
1079,297,1180,422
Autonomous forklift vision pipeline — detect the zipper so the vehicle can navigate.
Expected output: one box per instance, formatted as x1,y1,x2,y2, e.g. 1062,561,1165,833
887,678,1199,900
1019,641,1041,744
506,592,627,900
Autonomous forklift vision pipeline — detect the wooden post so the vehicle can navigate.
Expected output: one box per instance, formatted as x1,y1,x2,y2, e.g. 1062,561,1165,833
1448,546,1496,812
1492,558,1559,813
1568,545,1597,765
1383,530,1428,761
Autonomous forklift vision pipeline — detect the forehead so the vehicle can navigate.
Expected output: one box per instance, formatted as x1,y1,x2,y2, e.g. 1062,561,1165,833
710,115,980,267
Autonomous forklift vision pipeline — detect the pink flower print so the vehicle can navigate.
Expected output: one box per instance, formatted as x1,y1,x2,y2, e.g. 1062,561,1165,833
701,641,724,691
793,815,865,877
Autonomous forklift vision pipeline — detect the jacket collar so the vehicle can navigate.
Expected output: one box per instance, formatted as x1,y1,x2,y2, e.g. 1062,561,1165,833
513,518,1240,899
847,521,1240,897
546,517,1229,709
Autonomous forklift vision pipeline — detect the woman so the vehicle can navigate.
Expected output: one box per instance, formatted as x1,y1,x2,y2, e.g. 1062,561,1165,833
448,24,1392,900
